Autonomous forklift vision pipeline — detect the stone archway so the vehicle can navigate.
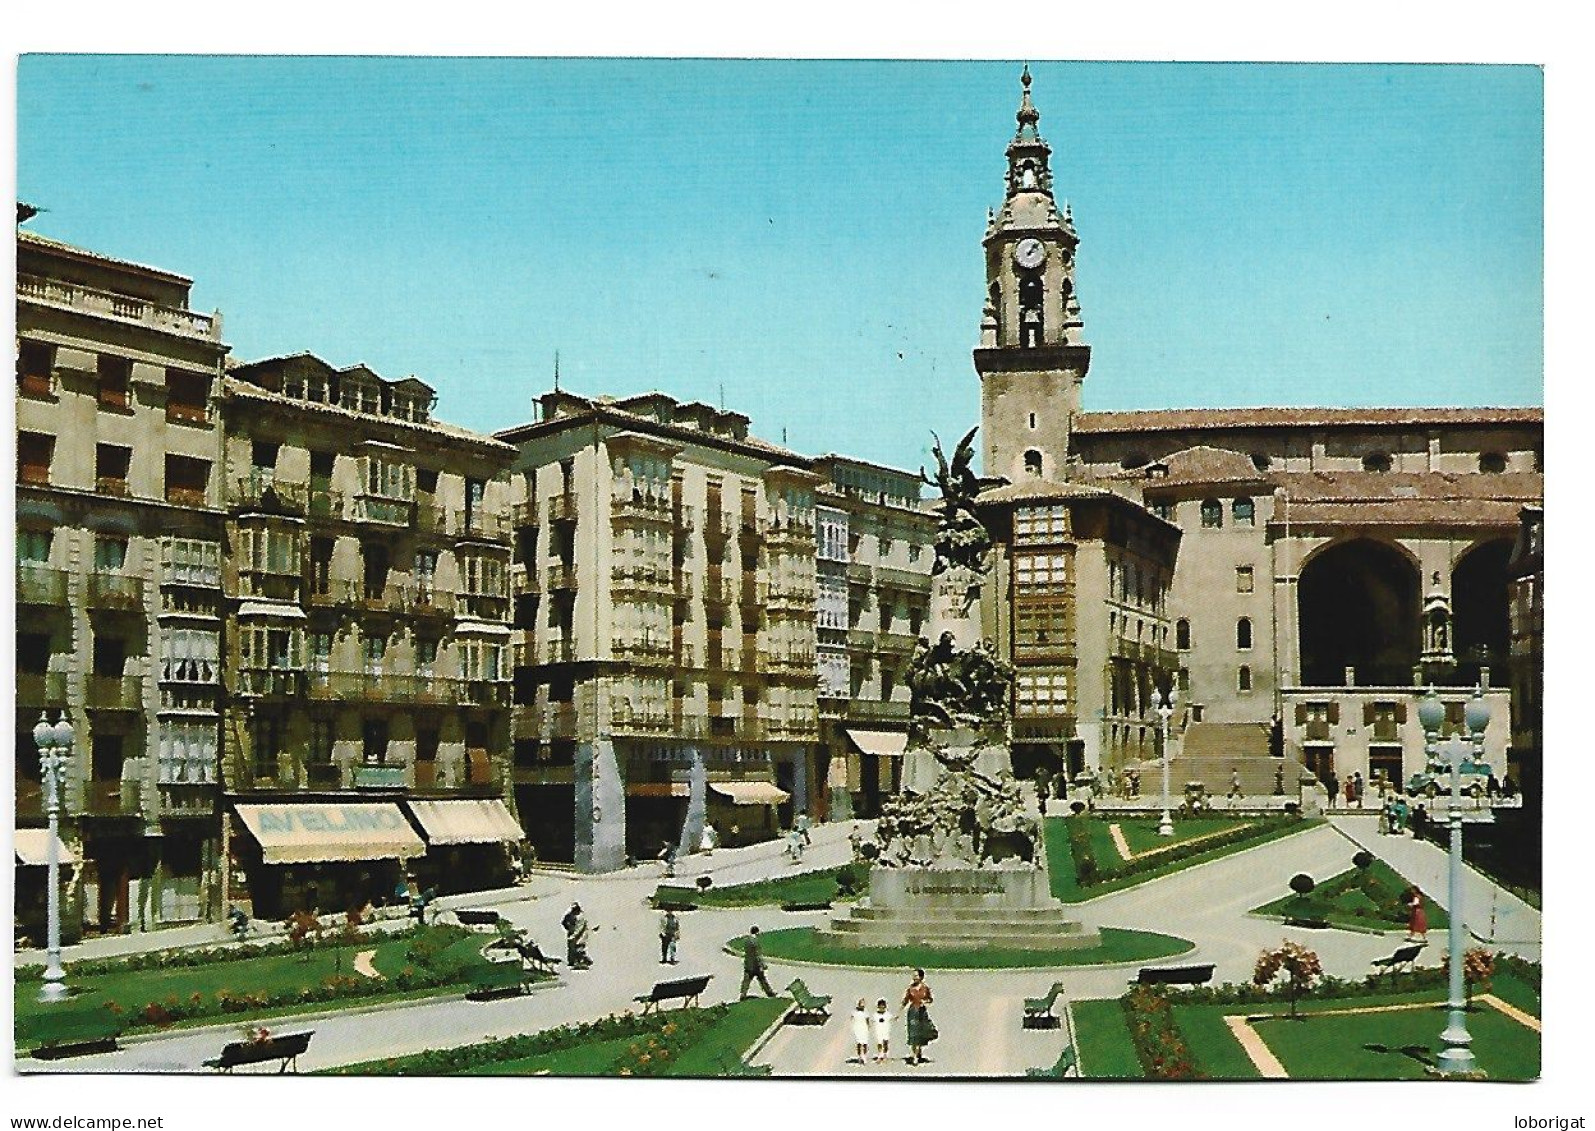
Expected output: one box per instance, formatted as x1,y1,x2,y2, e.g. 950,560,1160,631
1451,538,1513,682
1298,538,1421,686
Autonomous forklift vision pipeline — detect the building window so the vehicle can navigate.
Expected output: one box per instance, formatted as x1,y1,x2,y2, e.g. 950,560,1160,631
97,354,132,411
1150,500,1173,522
1250,451,1272,471
1023,449,1043,477
1176,618,1191,651
18,432,53,486
1029,412,1037,430
1014,553,1070,590
1479,451,1507,473
251,717,282,783
1233,497,1255,526
1362,451,1393,473
1014,505,1068,541
166,369,211,424
95,444,132,496
1238,665,1253,692
17,340,55,398
416,637,438,677
1177,667,1190,693
1200,499,1222,528
94,537,128,572
1236,565,1254,593
165,455,210,507
308,632,332,674
363,719,389,765
1237,617,1253,650
363,632,387,676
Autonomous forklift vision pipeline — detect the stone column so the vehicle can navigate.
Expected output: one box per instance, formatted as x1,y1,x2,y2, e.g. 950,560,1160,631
679,746,708,852
575,738,626,872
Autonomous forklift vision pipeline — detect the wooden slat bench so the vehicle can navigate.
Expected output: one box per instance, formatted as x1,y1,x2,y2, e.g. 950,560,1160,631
1133,964,1215,986
1370,942,1425,984
633,974,712,1014
784,978,831,1024
1022,982,1067,1028
455,909,504,930
466,959,531,1000
1025,1044,1079,1079
203,1030,314,1074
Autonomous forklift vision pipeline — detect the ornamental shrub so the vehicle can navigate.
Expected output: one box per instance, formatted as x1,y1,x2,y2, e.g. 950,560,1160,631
1253,941,1323,1018
1289,873,1316,896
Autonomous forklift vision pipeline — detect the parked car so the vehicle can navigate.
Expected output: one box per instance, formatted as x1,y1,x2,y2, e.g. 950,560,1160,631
1408,758,1491,798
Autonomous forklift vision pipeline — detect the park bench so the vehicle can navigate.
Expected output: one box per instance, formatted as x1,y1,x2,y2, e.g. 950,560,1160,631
455,909,504,930
203,1030,314,1074
633,974,713,1014
784,978,832,1024
1133,964,1216,986
1022,982,1067,1029
482,933,562,977
466,958,532,1000
1025,1044,1079,1079
1370,942,1425,985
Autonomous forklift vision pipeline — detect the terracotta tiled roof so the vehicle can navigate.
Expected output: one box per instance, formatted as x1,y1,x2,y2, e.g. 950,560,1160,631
222,378,512,453
1074,406,1543,434
1122,445,1267,487
976,479,1115,505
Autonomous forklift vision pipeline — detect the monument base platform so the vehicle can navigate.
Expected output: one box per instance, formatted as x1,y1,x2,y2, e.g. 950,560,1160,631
814,866,1101,951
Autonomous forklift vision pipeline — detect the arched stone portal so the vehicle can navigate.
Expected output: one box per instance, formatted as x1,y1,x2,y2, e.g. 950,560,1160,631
1452,538,1513,681
1298,539,1421,686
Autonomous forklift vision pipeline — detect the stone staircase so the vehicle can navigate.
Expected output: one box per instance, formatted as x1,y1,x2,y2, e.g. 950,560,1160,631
1131,721,1304,797
816,904,1100,950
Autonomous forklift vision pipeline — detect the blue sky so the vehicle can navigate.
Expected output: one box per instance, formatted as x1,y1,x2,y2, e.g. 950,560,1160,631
17,57,1542,473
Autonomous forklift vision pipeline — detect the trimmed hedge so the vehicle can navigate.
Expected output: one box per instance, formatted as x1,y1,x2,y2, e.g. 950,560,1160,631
1064,813,1306,891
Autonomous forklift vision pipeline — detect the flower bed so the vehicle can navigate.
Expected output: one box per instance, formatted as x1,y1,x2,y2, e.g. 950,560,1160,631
1120,985,1204,1080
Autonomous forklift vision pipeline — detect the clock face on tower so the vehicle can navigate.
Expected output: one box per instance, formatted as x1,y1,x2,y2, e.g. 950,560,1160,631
1013,238,1046,270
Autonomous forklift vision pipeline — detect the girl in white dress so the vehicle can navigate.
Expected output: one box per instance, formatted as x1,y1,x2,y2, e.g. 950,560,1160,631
869,999,893,1063
850,999,870,1064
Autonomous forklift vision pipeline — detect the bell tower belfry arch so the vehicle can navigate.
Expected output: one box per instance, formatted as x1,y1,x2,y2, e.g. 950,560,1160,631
974,67,1092,484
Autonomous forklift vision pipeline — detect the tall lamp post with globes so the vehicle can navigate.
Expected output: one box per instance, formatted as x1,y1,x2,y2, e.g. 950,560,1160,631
31,711,75,1004
1416,685,1490,1076
1155,687,1176,836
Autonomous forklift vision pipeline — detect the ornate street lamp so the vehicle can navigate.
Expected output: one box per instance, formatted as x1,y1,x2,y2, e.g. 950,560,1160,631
31,712,74,1004
1417,685,1489,1076
1155,688,1177,836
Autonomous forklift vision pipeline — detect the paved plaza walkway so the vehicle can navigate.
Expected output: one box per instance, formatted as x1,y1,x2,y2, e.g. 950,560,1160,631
1328,813,1541,956
16,814,1540,1078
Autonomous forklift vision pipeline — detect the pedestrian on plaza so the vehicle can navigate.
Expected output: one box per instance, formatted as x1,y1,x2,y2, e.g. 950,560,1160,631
850,999,871,1064
1405,886,1429,944
1127,768,1141,798
1229,768,1243,807
796,812,812,848
1393,795,1410,834
1378,797,1393,835
659,908,680,965
562,902,592,969
902,968,937,1065
657,839,678,877
869,998,894,1064
786,826,805,865
1502,774,1518,799
1344,776,1356,808
700,822,719,855
1487,772,1501,800
1326,771,1340,808
739,925,778,999
1353,772,1365,808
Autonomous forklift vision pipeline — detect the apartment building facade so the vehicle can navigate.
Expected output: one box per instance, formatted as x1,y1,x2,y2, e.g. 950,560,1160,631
217,355,518,917
16,228,229,938
810,456,935,820
498,392,821,872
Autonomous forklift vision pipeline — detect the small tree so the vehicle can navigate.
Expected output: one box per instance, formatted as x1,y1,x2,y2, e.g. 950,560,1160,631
1352,850,1374,871
1463,947,1495,1005
1288,873,1316,905
284,910,321,963
1254,941,1323,1019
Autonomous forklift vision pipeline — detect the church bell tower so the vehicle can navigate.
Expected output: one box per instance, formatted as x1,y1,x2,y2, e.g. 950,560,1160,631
974,67,1091,484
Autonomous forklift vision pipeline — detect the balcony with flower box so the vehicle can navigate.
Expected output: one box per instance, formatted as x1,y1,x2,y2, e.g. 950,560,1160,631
156,782,216,818
231,473,308,516
18,564,69,607
457,678,512,707
236,667,306,699
612,495,674,527
87,571,146,612
611,704,672,735
350,492,415,527
611,637,674,666
611,564,674,600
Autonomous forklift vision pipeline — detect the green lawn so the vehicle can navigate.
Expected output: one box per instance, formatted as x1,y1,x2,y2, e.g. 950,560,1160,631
1110,816,1256,858
653,868,856,909
1251,858,1448,933
1044,816,1320,903
1069,998,1143,1078
15,926,499,1053
337,998,790,1076
1169,972,1540,1081
1255,1001,1539,1080
728,925,1192,970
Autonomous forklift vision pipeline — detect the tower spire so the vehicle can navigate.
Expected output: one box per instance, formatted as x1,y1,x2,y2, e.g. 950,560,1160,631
1016,64,1041,139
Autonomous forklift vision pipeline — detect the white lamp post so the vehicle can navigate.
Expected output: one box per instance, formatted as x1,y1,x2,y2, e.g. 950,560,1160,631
1417,685,1488,1076
1155,688,1176,836
32,712,74,1004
